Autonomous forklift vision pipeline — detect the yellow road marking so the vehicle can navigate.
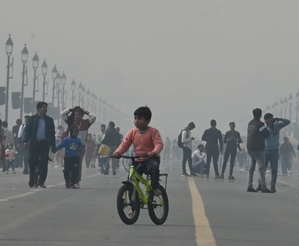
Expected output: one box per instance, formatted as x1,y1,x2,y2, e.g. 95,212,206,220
188,179,217,246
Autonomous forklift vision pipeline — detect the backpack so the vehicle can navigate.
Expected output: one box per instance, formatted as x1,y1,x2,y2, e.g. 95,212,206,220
177,129,188,148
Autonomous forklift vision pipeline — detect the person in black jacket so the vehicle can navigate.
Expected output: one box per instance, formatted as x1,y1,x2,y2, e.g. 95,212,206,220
202,119,223,179
246,108,271,193
12,119,22,168
23,102,56,188
101,121,121,175
220,122,242,180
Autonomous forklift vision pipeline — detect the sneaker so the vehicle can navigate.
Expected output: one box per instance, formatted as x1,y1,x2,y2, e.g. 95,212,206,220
261,188,272,193
71,185,77,189
5,171,8,174
219,175,224,179
247,187,258,192
75,183,80,188
28,181,34,188
191,173,199,177
153,189,162,197
65,181,70,189
205,175,209,179
256,186,262,192
39,185,46,188
270,187,276,193
182,173,189,177
228,175,235,180
215,175,221,179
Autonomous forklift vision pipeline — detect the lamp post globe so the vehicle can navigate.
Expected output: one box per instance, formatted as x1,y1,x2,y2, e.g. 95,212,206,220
52,65,57,80
21,44,28,63
32,52,39,69
5,34,13,55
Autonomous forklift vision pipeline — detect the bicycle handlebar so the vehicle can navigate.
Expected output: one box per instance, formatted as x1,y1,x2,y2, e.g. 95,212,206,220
110,154,149,159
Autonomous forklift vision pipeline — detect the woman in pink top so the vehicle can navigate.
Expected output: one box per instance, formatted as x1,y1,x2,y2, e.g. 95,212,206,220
114,106,163,196
5,143,18,174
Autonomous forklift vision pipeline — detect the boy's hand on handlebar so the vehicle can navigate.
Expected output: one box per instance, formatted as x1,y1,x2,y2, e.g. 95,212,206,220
147,152,157,157
112,152,121,158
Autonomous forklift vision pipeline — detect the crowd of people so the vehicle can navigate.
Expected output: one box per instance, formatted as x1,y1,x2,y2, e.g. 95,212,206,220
0,104,298,194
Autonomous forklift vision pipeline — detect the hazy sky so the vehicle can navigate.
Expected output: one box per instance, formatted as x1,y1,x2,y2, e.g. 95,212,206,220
1,0,299,139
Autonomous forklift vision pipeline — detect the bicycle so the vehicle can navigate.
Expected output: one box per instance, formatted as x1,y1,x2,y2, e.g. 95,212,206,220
112,155,169,225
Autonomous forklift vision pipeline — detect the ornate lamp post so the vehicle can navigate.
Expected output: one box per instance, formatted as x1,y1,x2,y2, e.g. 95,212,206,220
51,65,57,106
32,52,39,114
81,86,85,108
20,44,28,120
61,71,66,110
71,79,76,107
78,82,82,106
86,89,90,109
41,59,48,102
289,93,293,121
5,35,14,121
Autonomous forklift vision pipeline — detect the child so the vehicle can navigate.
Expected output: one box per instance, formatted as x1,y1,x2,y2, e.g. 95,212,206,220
113,106,164,197
56,126,83,189
98,144,111,175
5,143,18,174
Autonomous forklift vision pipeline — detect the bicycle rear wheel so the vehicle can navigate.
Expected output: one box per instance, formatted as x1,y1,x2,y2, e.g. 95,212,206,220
148,185,169,225
116,184,140,225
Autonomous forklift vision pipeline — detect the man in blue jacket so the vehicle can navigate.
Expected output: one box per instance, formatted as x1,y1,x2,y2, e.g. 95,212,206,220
257,113,290,193
24,102,56,188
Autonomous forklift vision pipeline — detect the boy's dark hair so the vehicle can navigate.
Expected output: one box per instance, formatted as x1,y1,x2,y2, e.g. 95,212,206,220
188,122,195,128
2,121,8,128
134,106,152,121
36,102,48,111
109,121,115,128
69,126,78,135
264,113,273,120
197,144,204,149
101,124,106,127
16,119,22,125
253,108,262,118
211,119,217,126
25,115,30,119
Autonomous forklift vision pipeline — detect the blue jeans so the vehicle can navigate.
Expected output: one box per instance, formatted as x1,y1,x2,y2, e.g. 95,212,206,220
248,151,267,189
6,160,15,172
99,157,109,174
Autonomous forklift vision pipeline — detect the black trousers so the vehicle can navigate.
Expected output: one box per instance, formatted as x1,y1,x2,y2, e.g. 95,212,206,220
221,148,237,176
182,147,193,175
63,156,80,185
134,158,160,190
28,142,49,186
206,149,219,176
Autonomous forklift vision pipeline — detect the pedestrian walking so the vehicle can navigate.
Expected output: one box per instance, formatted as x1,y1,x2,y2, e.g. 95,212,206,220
256,114,290,193
96,124,106,171
18,115,30,174
280,137,295,176
5,143,18,174
98,144,111,175
101,121,121,175
61,106,96,188
55,126,83,189
246,108,271,193
202,120,223,179
23,102,56,188
220,122,242,180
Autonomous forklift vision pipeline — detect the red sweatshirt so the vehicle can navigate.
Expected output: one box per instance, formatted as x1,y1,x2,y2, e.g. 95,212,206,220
115,127,163,158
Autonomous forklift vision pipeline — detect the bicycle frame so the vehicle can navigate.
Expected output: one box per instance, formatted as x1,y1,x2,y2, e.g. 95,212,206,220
129,166,151,205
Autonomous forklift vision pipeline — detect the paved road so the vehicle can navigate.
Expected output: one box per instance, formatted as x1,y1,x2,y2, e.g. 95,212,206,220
0,162,299,246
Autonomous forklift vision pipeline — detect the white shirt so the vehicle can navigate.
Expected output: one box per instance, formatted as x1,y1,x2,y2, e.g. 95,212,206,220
192,150,206,162
181,129,192,149
18,124,26,139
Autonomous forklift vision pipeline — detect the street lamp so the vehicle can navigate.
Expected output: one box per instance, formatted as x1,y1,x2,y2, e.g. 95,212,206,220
86,89,90,109
20,44,28,120
56,72,61,109
78,82,82,106
32,52,39,114
41,59,48,102
283,97,288,118
289,93,293,121
61,71,66,110
51,65,57,106
296,91,299,125
71,79,76,107
5,34,14,121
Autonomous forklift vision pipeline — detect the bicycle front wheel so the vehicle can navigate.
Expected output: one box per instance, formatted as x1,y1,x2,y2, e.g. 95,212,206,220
116,184,140,225
148,185,169,225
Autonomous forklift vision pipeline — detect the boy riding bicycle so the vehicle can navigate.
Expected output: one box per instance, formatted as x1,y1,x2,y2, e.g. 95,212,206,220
113,106,163,197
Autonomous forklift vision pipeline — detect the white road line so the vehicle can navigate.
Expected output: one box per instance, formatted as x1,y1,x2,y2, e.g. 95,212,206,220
0,173,102,203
